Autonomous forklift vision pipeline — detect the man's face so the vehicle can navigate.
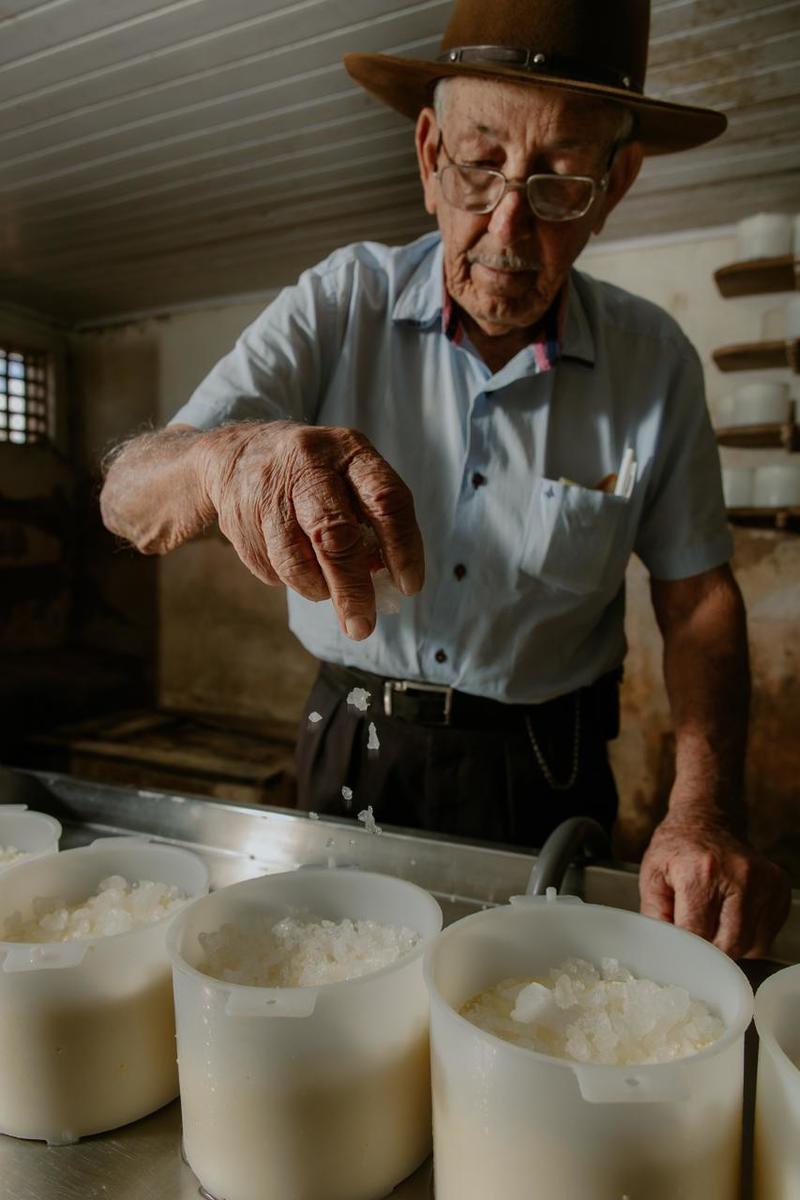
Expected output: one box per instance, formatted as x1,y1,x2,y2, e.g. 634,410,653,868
416,77,641,338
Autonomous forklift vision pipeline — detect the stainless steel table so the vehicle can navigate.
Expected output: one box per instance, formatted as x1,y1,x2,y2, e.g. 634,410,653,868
1,771,798,1200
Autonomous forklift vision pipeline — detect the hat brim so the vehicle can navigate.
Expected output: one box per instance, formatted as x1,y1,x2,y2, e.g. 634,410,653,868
343,53,726,156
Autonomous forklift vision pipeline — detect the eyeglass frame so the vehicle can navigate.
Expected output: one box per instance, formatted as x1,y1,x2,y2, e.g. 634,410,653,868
432,133,618,222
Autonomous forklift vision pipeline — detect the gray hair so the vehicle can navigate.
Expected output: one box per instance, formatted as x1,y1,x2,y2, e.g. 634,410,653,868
432,76,635,145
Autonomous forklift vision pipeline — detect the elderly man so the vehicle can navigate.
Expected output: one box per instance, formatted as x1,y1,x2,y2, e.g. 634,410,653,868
101,0,790,957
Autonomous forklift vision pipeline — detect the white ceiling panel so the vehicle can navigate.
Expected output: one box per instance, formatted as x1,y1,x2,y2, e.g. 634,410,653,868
0,0,798,323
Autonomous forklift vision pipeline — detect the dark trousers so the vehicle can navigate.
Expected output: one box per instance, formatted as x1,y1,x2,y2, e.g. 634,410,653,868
295,666,620,852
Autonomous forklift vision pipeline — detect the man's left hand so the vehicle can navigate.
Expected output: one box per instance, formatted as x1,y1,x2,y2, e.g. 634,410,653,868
639,814,792,959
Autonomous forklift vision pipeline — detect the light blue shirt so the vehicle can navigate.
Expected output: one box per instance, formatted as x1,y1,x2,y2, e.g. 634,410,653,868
171,232,733,704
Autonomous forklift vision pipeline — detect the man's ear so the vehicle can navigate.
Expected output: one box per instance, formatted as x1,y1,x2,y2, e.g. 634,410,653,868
592,141,644,235
415,107,440,217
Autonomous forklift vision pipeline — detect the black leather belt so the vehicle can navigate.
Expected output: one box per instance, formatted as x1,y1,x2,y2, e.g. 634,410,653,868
319,661,621,734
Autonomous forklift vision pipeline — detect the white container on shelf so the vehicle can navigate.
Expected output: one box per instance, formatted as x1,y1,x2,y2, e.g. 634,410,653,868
753,464,800,508
722,467,754,508
753,964,800,1199
168,867,443,1200
0,806,61,873
0,837,209,1143
736,213,793,261
730,382,790,427
785,294,800,341
424,893,753,1200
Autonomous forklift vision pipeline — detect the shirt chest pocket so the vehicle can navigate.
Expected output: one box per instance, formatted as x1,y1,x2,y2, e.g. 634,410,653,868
520,478,633,595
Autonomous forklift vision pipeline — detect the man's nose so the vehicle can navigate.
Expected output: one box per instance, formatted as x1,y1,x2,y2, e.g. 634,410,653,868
488,183,536,239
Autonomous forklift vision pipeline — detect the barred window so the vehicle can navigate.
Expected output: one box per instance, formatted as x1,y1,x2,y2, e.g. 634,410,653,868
0,347,50,445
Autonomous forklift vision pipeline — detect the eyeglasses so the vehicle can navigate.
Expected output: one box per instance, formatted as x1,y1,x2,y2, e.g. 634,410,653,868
433,135,611,222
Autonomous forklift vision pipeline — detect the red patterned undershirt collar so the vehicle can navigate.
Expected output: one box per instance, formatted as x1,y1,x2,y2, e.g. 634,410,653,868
442,279,568,372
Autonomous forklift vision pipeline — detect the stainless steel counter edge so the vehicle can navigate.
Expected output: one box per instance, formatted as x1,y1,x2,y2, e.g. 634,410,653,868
17,769,800,963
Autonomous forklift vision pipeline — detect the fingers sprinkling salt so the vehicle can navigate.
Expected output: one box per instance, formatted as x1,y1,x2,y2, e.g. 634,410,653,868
341,786,353,801
357,806,382,835
366,722,380,751
346,688,371,712
308,711,323,724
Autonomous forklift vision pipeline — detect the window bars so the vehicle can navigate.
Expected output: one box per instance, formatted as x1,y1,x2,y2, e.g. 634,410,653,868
0,347,49,445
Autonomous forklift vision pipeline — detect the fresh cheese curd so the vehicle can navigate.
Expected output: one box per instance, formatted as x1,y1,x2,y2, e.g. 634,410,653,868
199,915,420,987
460,956,725,1065
3,874,188,943
0,845,29,865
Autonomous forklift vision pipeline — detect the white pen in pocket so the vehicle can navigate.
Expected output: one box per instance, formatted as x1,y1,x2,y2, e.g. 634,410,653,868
614,446,638,499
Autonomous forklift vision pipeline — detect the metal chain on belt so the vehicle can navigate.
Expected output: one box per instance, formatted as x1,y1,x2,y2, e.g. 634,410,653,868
524,692,581,791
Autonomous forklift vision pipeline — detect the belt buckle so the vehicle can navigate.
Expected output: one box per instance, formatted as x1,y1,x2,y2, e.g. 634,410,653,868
383,679,454,725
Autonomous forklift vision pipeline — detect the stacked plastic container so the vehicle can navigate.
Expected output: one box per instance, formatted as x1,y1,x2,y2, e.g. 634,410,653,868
168,866,443,1200
754,963,800,1198
424,892,754,1200
0,805,61,873
0,836,208,1143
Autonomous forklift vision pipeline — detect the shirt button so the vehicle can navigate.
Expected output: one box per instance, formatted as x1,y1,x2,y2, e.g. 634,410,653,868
472,471,487,489
453,563,467,581
435,649,448,664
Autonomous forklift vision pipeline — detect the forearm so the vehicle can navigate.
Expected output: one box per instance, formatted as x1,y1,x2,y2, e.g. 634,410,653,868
643,571,789,954
100,426,218,554
656,570,750,833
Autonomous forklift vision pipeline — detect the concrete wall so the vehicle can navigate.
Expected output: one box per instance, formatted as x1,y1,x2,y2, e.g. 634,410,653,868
71,227,799,867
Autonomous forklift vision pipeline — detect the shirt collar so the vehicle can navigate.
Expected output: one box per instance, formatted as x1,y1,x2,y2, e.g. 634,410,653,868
391,235,595,367
561,269,595,366
391,237,445,329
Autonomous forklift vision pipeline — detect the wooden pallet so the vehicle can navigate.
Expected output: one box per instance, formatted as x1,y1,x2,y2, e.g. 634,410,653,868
28,708,298,807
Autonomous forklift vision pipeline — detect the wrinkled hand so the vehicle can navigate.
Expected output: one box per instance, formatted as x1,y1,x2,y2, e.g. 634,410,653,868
639,813,791,959
200,420,424,640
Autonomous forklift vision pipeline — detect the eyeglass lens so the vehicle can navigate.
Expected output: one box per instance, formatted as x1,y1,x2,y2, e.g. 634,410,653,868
439,164,595,221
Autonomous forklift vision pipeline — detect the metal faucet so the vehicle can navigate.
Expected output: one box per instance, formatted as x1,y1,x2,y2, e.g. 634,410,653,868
526,816,613,895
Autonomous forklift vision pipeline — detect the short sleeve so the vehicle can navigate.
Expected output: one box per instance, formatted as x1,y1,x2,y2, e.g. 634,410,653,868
168,262,347,430
634,343,733,580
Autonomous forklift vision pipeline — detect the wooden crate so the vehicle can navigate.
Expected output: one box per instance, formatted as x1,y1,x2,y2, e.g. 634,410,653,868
27,708,298,808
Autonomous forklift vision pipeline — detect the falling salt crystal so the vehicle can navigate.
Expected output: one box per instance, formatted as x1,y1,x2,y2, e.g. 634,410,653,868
308,712,323,724
366,722,380,751
325,837,335,849
357,806,382,835
341,786,353,801
358,523,403,614
308,812,319,821
327,856,336,870
346,688,371,712
371,567,402,614
409,859,417,867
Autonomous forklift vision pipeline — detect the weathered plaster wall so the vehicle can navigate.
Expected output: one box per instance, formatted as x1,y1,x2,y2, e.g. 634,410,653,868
68,324,160,663
150,300,318,723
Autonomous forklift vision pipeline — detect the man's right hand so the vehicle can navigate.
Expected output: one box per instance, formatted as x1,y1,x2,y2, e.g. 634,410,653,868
101,420,425,641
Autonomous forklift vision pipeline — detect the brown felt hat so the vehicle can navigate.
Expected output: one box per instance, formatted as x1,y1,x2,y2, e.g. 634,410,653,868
344,0,726,156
